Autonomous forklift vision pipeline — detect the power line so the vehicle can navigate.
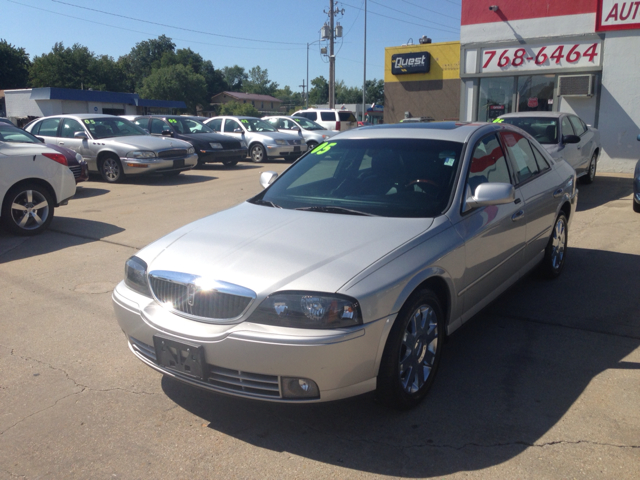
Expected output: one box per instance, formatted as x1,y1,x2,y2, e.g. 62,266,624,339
5,0,304,51
340,1,459,34
398,0,461,21
50,0,308,46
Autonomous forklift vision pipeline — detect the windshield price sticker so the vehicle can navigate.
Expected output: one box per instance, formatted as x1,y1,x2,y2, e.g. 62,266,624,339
168,119,178,124
83,119,96,124
241,119,249,124
481,41,601,73
312,142,336,155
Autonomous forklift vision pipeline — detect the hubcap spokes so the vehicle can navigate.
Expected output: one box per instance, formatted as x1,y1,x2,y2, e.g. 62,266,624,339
551,219,566,269
11,190,49,230
399,305,438,394
104,159,119,180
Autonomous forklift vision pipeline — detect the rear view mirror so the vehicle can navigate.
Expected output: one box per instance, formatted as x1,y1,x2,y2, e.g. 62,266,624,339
260,171,278,189
562,134,580,144
464,182,515,212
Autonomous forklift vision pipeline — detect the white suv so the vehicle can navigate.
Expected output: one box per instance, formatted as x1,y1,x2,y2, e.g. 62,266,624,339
292,109,357,132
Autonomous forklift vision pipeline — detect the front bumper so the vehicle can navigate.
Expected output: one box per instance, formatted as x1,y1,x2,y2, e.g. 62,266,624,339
112,281,389,403
265,144,308,157
197,148,247,164
120,153,198,175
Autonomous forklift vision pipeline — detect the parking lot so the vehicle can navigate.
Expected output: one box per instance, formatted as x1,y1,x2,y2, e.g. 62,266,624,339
1,164,639,479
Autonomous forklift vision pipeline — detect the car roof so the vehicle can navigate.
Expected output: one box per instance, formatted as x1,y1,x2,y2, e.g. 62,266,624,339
500,112,567,119
41,113,121,119
334,121,492,143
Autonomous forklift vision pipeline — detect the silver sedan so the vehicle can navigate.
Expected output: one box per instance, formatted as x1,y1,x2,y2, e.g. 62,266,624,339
25,114,197,183
112,122,577,409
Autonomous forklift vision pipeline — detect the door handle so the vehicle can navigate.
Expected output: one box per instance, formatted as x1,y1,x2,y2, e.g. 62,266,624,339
553,188,563,198
511,210,525,222
58,141,64,145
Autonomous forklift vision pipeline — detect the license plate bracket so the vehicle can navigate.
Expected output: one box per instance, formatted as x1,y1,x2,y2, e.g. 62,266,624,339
153,335,205,380
173,159,185,168
293,146,300,152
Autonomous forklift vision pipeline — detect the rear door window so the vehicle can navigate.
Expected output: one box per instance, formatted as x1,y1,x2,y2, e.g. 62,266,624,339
38,118,61,137
320,112,336,121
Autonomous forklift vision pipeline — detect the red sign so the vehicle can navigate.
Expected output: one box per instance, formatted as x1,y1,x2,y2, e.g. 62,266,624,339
596,0,640,31
527,97,539,108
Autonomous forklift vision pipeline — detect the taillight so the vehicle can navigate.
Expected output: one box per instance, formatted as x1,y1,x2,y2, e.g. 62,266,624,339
42,152,68,166
336,121,341,131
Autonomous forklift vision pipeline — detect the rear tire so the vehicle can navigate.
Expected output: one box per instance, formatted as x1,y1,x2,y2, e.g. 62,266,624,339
633,199,640,213
540,212,568,279
1,183,54,236
376,288,444,410
580,152,597,184
100,155,125,183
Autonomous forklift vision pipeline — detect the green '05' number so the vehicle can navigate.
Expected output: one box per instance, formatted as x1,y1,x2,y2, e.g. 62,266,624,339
312,142,337,155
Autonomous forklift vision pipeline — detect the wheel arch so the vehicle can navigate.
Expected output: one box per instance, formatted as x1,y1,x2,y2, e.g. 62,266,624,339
96,149,120,167
2,178,58,209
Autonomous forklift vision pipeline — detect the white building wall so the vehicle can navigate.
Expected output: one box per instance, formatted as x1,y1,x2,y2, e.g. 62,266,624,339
60,101,88,114
595,30,640,172
5,90,43,117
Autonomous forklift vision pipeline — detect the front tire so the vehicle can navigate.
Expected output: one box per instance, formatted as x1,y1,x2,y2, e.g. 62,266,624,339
250,144,266,163
222,158,239,167
581,152,597,184
376,288,444,410
100,155,125,183
540,212,568,279
633,199,640,213
1,183,54,236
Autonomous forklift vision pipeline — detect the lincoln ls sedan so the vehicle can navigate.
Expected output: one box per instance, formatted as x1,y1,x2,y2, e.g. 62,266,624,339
112,122,577,409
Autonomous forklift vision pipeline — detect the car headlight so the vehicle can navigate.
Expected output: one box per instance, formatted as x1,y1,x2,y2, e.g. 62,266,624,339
124,256,151,297
250,291,362,329
75,153,83,162
322,135,330,140
187,147,195,154
275,139,287,145
209,142,223,149
126,150,156,159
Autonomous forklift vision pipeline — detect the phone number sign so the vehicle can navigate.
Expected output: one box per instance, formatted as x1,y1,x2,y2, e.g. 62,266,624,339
481,41,602,73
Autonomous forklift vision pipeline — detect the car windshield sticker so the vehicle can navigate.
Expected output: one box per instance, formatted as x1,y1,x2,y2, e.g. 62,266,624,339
84,119,96,124
444,157,455,167
168,119,178,124
84,120,90,124
241,119,249,124
493,118,504,123
311,142,336,155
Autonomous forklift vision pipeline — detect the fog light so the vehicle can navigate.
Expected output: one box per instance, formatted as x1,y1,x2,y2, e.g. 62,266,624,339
281,377,319,399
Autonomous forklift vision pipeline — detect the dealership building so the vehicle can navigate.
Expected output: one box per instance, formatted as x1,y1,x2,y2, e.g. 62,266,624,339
459,0,640,171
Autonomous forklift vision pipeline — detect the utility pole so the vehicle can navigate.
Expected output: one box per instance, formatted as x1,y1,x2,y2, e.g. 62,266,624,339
329,0,335,109
362,0,367,123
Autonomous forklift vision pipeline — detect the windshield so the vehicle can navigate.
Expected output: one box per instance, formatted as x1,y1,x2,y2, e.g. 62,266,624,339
0,124,40,144
83,117,148,139
292,117,326,131
166,117,214,134
251,138,463,218
499,117,558,144
240,118,277,132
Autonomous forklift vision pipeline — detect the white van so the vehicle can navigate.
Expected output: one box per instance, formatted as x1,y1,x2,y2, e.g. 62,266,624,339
292,109,357,132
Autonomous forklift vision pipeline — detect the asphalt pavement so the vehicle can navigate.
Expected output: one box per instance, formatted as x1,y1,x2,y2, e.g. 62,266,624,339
0,165,638,479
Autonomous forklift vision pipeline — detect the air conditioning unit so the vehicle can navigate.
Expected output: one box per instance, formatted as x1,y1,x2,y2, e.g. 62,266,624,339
558,75,594,97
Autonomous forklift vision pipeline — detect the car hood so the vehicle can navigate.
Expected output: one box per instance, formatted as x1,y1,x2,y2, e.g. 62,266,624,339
103,135,192,152
140,202,434,296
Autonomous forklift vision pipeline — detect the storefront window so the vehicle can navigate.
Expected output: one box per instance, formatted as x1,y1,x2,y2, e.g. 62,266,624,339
517,75,555,112
478,77,515,122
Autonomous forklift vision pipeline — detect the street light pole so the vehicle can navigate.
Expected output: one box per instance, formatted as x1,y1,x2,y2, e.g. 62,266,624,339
362,0,367,123
306,39,321,108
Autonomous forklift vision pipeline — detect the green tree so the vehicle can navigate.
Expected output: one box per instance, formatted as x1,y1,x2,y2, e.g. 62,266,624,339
139,64,207,114
218,101,259,117
0,39,30,89
274,85,304,111
335,80,361,104
161,48,227,101
118,35,176,91
30,42,123,91
222,65,247,92
365,79,385,105
308,76,328,105
243,66,278,96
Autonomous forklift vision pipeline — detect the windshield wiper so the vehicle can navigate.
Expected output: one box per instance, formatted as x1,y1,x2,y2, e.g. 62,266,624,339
295,205,376,216
252,199,282,208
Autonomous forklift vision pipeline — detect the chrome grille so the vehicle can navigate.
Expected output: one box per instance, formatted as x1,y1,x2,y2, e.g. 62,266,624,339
129,337,281,398
158,148,188,158
148,271,255,321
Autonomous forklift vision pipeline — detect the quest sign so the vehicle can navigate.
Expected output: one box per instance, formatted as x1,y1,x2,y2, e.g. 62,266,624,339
391,52,431,75
597,0,640,31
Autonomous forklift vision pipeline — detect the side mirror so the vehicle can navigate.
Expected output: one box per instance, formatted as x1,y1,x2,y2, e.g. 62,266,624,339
562,134,580,144
161,130,173,137
464,182,515,212
260,171,278,189
36,136,45,143
292,126,301,132
234,128,244,134
74,131,88,139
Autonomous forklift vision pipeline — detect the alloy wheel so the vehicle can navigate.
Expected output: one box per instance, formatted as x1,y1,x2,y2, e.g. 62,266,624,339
399,305,439,394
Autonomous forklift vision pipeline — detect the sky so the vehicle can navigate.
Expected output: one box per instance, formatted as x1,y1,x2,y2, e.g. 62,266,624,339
2,0,462,94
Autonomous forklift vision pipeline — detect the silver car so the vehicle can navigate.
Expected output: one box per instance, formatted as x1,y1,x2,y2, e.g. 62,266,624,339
497,112,600,184
25,114,197,183
112,122,577,409
203,116,307,163
263,115,337,150
634,134,640,213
